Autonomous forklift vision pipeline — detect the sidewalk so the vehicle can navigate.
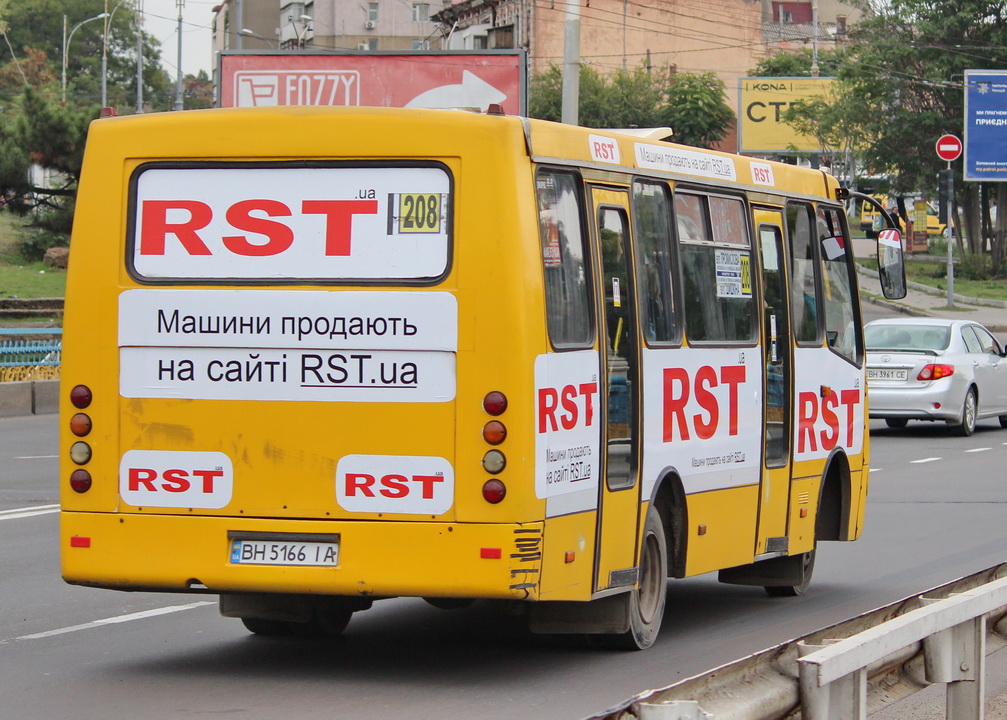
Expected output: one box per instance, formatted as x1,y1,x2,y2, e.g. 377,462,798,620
853,236,1007,333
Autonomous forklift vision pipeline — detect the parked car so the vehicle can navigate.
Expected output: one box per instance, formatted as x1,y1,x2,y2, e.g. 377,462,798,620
864,318,1007,435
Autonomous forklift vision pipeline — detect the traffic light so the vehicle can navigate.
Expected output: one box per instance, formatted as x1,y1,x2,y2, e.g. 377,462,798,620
938,169,954,224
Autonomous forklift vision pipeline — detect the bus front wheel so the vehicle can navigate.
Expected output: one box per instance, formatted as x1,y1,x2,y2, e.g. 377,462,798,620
606,504,668,650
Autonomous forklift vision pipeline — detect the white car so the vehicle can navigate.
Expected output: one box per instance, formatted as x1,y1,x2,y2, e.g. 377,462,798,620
864,318,1007,435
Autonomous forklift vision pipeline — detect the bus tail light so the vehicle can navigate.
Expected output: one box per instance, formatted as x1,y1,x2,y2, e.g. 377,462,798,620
482,479,506,504
482,420,506,445
70,413,92,437
70,384,92,409
70,469,92,493
482,450,506,474
70,441,92,465
918,364,954,381
483,391,507,416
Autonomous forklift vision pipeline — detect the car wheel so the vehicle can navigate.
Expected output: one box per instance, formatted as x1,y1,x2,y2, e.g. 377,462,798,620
951,388,977,437
885,418,908,429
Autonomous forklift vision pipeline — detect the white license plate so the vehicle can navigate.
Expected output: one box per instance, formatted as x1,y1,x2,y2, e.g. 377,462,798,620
867,368,908,381
229,534,339,567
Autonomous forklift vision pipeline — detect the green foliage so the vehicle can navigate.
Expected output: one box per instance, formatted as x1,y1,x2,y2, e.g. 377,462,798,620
748,48,846,78
662,72,734,148
0,87,98,249
529,63,734,149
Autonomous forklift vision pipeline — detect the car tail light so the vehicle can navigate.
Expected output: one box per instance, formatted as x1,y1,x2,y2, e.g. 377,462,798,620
918,364,954,381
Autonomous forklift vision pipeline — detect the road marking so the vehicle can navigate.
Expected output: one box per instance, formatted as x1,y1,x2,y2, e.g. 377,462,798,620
14,601,215,641
0,504,59,520
965,447,991,453
910,457,942,464
869,468,881,472
14,455,58,460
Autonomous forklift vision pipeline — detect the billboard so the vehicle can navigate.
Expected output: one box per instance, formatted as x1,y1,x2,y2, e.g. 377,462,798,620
738,77,835,154
964,69,1007,182
218,50,526,116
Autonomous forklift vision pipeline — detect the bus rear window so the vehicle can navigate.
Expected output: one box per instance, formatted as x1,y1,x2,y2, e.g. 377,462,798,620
128,163,452,283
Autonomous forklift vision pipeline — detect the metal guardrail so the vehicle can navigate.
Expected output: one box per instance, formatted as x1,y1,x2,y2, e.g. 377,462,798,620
798,576,1007,719
0,329,62,381
588,563,1007,720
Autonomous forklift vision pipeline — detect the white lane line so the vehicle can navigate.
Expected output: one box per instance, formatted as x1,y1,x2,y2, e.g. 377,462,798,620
15,601,216,641
965,447,991,453
869,468,881,472
0,504,59,520
910,457,942,464
14,455,58,460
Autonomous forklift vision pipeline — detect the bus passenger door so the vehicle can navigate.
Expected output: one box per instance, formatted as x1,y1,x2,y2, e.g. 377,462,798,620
754,210,793,554
589,187,642,594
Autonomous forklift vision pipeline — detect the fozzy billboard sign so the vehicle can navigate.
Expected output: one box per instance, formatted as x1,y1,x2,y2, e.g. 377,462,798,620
218,50,526,115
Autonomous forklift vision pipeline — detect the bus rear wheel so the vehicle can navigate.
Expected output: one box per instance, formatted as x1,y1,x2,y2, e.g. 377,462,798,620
241,606,353,637
764,549,816,597
606,504,668,650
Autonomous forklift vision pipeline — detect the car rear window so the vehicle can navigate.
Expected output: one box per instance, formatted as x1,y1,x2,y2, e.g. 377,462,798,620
865,324,950,351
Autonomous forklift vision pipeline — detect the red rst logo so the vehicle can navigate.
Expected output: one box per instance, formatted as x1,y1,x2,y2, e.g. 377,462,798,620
592,139,618,162
139,199,378,257
662,365,746,442
342,473,445,500
127,466,224,493
797,389,860,453
538,382,598,433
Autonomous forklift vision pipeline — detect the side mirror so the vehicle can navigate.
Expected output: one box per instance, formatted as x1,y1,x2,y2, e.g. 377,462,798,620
877,228,906,300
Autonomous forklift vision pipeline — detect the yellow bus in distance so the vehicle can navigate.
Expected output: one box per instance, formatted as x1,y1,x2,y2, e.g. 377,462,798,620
60,106,905,650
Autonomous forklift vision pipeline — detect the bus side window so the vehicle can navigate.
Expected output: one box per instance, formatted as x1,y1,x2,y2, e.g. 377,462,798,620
632,180,679,345
537,171,594,348
816,205,862,364
785,202,821,345
676,191,755,343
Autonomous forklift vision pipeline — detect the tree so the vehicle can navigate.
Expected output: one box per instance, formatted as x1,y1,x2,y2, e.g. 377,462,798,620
529,63,735,149
1,0,173,111
0,87,98,255
661,71,734,149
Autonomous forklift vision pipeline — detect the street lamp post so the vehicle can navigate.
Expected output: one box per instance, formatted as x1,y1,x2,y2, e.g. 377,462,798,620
102,0,128,107
240,29,277,48
62,12,108,103
290,14,312,49
174,0,184,111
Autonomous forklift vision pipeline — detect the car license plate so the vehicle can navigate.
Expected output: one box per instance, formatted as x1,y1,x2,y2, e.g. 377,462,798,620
867,368,908,381
229,532,339,567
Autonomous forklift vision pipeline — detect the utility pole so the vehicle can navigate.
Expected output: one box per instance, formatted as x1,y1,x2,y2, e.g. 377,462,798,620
136,0,143,113
174,0,183,111
561,0,580,125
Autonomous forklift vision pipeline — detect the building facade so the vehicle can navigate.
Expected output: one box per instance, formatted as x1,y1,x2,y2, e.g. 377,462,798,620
432,0,862,151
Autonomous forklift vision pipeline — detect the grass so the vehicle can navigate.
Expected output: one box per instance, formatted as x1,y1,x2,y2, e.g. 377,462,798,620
858,255,1007,302
0,210,67,299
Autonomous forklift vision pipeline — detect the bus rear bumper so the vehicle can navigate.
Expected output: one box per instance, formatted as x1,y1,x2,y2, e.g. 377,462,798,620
60,512,543,601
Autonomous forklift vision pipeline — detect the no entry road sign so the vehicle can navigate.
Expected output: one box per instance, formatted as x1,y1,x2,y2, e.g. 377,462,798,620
936,134,963,162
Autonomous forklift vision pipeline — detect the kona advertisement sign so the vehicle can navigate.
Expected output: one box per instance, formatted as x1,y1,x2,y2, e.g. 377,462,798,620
738,77,835,154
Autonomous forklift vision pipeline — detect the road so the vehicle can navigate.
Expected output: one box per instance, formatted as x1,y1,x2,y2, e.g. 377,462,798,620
2,370,1006,719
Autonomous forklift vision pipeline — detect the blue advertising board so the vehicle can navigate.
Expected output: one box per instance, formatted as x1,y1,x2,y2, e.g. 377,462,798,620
964,70,1007,181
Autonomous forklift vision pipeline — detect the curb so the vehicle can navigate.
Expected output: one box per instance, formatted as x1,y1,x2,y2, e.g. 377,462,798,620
0,380,59,417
